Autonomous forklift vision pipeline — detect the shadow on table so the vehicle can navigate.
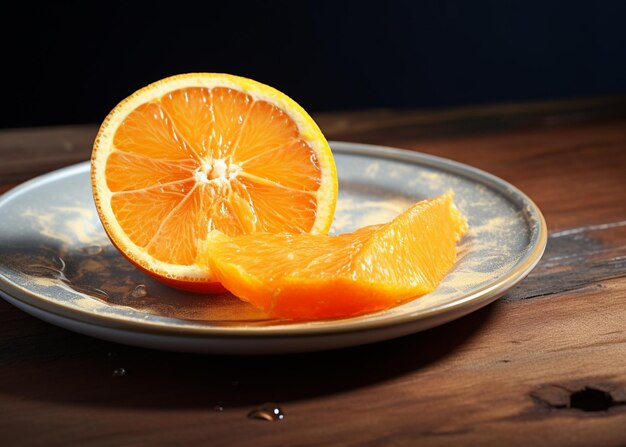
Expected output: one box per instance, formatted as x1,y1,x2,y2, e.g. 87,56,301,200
0,302,496,410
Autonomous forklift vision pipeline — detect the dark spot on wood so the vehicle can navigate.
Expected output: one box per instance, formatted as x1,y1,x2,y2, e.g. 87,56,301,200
570,387,616,412
530,382,626,414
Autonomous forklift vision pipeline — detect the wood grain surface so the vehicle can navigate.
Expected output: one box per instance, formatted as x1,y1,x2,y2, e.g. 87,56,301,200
1,97,626,446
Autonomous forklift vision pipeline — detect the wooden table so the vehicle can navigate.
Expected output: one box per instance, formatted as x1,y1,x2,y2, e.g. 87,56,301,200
1,97,626,446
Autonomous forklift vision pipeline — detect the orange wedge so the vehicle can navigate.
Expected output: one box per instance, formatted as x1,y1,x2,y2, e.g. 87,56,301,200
204,192,468,320
91,73,337,292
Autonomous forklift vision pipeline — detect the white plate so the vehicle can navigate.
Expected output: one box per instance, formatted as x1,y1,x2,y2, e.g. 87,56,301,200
0,142,546,354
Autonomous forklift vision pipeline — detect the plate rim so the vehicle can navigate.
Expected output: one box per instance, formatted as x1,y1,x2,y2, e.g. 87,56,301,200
0,141,547,338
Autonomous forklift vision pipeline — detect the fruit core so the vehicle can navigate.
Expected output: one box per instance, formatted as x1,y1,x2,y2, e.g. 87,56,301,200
194,158,241,184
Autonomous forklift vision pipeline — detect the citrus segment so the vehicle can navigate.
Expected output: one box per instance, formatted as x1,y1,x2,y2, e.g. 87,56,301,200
105,152,197,192
113,103,195,160
91,73,337,291
160,87,214,159
240,139,321,190
242,182,319,233
204,192,468,320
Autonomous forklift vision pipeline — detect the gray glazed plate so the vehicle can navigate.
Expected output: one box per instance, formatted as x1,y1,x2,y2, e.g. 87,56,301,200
0,142,546,354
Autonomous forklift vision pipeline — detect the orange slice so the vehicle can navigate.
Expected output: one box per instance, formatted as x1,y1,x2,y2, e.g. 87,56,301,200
91,73,337,292
204,192,468,320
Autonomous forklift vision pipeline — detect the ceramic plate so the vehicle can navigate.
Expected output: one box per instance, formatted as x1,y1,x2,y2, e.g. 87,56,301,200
0,142,546,354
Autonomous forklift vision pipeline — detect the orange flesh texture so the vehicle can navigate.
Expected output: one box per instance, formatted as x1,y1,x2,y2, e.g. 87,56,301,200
205,193,468,320
105,87,322,267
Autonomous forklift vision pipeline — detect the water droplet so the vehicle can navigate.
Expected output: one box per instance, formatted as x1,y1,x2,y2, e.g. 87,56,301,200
82,245,103,255
112,367,126,377
106,351,117,358
131,285,147,298
247,403,285,421
212,405,224,412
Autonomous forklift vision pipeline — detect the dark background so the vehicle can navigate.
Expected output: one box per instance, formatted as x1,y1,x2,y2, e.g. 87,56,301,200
3,0,626,129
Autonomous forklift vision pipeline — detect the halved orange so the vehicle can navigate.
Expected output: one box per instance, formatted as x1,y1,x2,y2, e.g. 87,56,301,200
91,73,337,292
204,192,468,320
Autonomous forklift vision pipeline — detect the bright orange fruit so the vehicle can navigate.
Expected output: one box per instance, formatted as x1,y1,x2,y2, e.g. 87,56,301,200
91,73,338,292
204,192,468,320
